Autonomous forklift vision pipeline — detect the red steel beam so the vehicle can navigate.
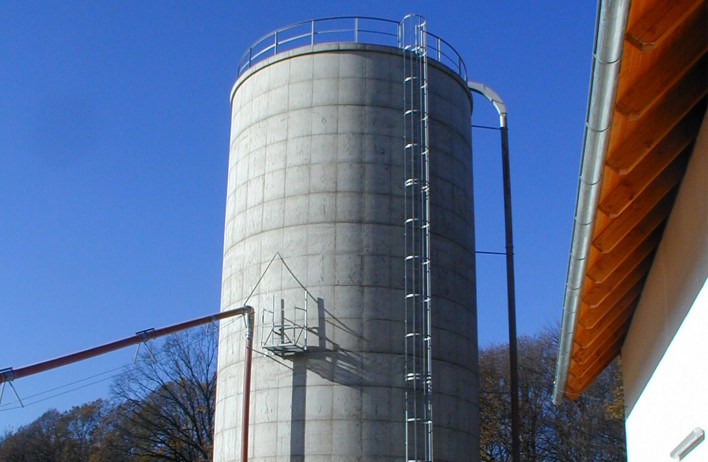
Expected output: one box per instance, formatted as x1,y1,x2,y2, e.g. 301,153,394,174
1,306,253,383
241,309,255,462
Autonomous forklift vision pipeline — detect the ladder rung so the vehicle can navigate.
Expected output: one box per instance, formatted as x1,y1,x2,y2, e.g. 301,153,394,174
406,417,430,423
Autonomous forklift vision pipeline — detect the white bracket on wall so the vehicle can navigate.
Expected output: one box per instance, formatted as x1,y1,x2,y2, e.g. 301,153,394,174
671,427,705,460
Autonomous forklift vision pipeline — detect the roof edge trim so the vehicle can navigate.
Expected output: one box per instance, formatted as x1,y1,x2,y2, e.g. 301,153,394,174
553,0,631,405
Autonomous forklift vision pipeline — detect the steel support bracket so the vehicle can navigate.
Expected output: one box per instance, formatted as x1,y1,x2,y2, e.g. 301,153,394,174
134,328,157,363
0,368,23,407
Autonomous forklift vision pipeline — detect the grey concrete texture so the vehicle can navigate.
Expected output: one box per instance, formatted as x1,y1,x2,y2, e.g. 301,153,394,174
214,43,478,462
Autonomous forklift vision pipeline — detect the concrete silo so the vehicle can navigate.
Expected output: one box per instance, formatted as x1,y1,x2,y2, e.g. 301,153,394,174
214,16,478,462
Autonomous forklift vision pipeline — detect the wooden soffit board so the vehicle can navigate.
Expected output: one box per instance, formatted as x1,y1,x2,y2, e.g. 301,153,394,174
565,0,708,399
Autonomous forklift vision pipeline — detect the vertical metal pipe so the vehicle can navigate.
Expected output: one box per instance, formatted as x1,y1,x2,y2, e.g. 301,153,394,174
467,81,519,462
500,120,520,462
304,290,308,348
271,295,275,346
241,309,255,462
280,299,285,344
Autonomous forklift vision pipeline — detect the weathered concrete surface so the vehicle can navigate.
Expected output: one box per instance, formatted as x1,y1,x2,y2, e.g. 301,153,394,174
214,43,478,462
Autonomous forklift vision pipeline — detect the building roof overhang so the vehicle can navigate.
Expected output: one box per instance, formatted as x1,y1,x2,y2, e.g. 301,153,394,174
553,0,708,403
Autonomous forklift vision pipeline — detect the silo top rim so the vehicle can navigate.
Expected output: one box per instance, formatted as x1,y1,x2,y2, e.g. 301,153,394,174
236,15,468,82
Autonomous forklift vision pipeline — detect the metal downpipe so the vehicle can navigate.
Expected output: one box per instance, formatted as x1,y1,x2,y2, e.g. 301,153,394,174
241,307,255,462
467,80,519,462
552,0,630,404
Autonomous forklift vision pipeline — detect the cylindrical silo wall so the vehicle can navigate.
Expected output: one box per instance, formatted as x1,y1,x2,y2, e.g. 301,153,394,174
214,43,478,462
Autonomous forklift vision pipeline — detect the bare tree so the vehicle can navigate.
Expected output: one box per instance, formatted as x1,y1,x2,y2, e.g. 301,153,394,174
0,329,217,461
479,328,626,461
109,328,218,461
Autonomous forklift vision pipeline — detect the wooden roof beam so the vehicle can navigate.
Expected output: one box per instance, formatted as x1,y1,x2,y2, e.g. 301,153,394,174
606,59,708,174
578,268,645,330
593,167,682,253
568,333,624,385
583,242,656,308
625,0,704,51
572,313,631,367
601,153,688,219
587,210,667,283
574,291,635,350
618,5,707,119
599,112,700,217
579,283,640,332
566,341,623,396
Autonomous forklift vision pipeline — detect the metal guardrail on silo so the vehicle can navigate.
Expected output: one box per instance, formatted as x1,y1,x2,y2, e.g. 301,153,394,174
236,16,468,81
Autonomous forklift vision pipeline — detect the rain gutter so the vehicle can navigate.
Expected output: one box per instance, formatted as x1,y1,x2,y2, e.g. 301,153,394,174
552,0,630,405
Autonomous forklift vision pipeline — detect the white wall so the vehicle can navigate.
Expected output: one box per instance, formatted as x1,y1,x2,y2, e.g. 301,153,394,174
622,108,708,461
625,281,707,461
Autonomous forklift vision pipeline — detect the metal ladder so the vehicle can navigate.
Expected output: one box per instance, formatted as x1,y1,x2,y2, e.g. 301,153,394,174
401,14,433,462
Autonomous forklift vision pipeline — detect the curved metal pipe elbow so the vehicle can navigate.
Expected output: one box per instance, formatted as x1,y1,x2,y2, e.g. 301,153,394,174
467,80,507,127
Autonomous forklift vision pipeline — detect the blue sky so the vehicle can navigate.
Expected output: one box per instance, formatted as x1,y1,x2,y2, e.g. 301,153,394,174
0,1,597,431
